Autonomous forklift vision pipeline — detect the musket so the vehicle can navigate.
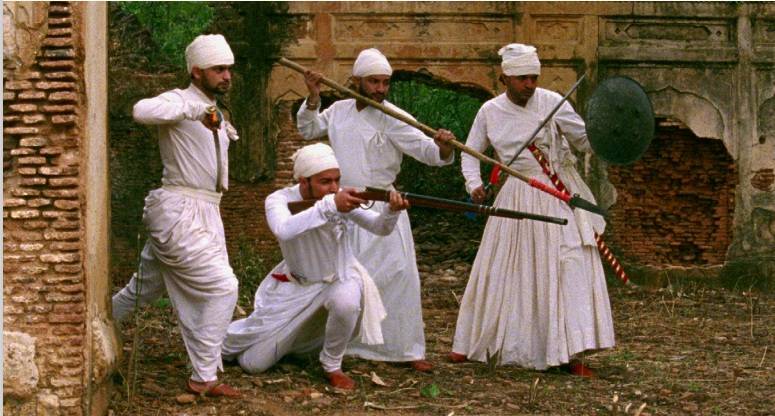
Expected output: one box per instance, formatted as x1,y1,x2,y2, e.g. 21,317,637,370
287,187,568,225
278,57,606,217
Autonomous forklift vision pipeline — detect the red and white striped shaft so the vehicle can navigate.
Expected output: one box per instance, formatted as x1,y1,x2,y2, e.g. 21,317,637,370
527,145,630,285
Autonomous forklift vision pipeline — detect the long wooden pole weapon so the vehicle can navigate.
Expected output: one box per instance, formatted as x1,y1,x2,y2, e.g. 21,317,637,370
287,187,568,225
278,57,606,217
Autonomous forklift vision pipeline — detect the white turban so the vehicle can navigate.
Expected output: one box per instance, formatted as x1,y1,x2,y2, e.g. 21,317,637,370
292,143,339,180
185,34,234,74
499,43,541,77
352,48,392,77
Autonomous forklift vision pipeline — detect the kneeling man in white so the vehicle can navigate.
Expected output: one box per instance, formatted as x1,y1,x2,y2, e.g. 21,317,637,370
222,143,409,389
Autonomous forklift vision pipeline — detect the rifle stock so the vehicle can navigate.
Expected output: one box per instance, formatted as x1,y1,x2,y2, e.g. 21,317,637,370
287,188,568,225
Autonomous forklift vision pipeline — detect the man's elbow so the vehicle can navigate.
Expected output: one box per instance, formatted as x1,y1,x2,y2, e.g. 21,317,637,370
132,101,152,124
374,223,397,236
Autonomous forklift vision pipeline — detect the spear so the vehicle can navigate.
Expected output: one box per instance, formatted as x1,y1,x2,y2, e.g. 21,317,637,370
278,57,607,217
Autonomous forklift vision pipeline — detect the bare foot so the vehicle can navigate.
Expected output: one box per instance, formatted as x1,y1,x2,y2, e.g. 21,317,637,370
186,379,241,398
448,352,467,363
325,370,356,390
410,359,434,372
562,360,597,378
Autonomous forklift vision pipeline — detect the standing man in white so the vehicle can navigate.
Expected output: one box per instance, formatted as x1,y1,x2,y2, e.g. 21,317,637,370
297,48,455,371
223,143,409,390
112,34,241,397
450,44,615,377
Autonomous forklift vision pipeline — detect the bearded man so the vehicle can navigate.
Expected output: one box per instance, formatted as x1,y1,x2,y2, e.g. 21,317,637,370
296,48,455,372
111,34,241,397
450,44,615,377
222,143,409,390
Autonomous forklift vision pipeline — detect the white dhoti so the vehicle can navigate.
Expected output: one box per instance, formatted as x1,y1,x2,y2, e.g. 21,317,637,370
452,176,615,370
112,186,238,382
296,98,454,362
222,261,363,373
345,207,425,361
223,185,394,373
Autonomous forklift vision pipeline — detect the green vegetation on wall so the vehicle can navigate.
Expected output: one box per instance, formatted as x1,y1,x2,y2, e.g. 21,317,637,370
387,72,492,200
117,2,214,70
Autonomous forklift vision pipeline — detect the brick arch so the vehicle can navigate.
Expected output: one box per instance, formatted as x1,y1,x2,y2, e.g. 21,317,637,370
649,87,728,153
390,69,495,102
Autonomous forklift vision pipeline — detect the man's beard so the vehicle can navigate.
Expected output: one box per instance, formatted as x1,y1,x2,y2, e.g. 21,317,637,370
358,84,385,103
305,181,332,200
203,79,231,97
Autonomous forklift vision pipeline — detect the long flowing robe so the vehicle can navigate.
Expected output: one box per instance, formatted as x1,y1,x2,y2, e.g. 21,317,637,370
454,90,615,369
297,98,453,361
222,185,400,372
111,84,239,382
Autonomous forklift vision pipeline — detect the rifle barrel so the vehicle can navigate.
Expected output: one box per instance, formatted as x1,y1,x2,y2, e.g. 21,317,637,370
287,188,567,225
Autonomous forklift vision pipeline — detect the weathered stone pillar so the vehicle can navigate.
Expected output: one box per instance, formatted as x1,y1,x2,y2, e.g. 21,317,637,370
3,2,119,415
725,4,775,287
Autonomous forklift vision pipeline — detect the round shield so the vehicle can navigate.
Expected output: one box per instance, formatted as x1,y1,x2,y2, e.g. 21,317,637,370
585,76,655,165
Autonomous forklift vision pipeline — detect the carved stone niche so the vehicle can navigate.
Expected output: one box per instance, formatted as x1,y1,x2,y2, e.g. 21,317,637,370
2,2,49,70
753,18,775,45
752,97,775,195
603,18,734,46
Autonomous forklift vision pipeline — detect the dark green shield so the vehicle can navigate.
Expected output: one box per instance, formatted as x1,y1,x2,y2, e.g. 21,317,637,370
585,76,655,165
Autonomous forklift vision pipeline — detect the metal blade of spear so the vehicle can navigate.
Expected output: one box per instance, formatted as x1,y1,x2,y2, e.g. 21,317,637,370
278,57,607,217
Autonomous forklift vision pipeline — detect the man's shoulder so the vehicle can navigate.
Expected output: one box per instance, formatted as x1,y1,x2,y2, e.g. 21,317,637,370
269,185,301,202
328,98,355,111
478,94,506,112
378,100,417,125
148,88,187,103
535,87,562,101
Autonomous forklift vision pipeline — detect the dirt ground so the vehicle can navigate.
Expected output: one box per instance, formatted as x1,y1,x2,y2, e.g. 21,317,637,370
109,213,774,415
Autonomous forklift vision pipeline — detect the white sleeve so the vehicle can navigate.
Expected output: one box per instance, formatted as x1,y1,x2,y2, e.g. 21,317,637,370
132,91,209,125
265,191,339,242
346,204,400,236
461,108,490,194
555,100,590,153
296,99,333,140
385,109,454,167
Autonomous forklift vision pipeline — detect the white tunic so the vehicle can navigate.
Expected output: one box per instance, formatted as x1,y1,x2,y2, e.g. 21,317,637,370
112,84,239,383
222,185,400,372
297,98,453,361
453,90,615,369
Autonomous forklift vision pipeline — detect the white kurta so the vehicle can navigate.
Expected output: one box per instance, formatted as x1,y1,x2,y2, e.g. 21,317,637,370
222,185,400,373
454,90,615,370
297,98,453,361
112,84,239,382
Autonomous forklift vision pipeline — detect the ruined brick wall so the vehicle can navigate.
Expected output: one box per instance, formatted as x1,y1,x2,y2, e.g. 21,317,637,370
3,2,88,414
607,120,737,266
267,2,775,282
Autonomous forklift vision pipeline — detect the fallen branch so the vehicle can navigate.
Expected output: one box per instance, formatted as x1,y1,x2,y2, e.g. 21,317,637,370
758,346,768,368
364,401,421,411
